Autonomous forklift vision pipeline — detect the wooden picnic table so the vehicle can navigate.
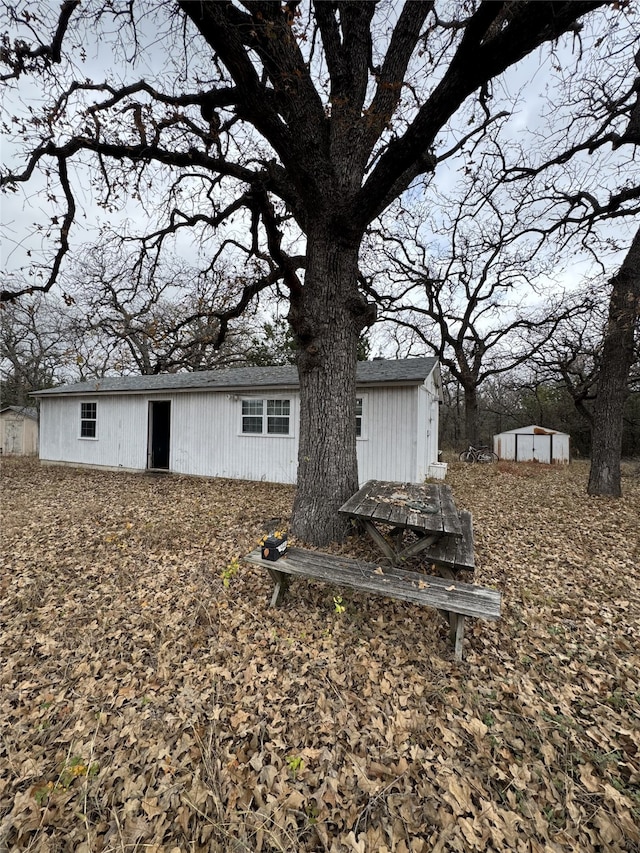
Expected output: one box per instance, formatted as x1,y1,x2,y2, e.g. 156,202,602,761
244,480,498,661
338,479,469,570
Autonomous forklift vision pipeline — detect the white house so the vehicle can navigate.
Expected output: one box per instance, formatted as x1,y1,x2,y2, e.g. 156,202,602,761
32,358,447,484
493,425,570,464
0,406,39,456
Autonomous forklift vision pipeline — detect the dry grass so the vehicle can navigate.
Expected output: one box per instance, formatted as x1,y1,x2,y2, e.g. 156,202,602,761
1,457,639,852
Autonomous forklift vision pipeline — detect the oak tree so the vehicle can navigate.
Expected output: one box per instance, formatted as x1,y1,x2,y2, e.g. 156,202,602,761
368,184,590,446
502,32,640,494
1,1,611,542
66,245,256,375
0,293,72,403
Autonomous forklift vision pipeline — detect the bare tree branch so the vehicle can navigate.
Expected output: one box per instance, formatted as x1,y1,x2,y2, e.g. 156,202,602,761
0,0,80,81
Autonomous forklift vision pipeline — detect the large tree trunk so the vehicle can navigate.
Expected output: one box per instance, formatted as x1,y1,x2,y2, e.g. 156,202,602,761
463,384,480,447
588,226,640,496
289,228,374,545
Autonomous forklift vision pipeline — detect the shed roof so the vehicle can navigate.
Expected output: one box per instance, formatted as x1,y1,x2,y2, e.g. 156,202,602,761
0,405,38,420
496,425,569,436
31,357,438,397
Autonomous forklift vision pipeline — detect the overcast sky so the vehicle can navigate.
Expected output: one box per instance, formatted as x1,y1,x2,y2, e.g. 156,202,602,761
1,2,638,310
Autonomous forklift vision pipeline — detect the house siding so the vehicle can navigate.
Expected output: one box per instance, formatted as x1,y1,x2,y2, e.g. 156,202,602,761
415,384,443,481
40,396,148,469
37,368,446,484
356,386,418,482
171,391,299,483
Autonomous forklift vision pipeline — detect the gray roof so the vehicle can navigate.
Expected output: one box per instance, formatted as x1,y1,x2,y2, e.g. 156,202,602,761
31,357,438,397
0,405,38,420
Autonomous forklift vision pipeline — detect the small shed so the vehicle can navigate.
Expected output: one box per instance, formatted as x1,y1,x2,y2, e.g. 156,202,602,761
0,406,39,456
493,425,570,464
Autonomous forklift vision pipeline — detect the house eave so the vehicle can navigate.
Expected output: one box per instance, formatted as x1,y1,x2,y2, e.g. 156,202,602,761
32,377,430,399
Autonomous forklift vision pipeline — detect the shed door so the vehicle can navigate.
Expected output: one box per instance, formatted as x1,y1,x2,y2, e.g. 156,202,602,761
148,401,171,470
5,419,22,454
515,433,551,463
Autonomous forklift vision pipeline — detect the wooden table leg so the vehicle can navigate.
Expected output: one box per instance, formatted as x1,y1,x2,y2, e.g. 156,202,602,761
395,532,440,563
453,614,465,661
267,567,289,606
363,521,440,566
389,526,405,554
362,520,397,562
436,566,465,660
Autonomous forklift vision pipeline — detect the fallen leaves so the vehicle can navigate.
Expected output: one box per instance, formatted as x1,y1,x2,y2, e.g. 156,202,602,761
0,458,639,852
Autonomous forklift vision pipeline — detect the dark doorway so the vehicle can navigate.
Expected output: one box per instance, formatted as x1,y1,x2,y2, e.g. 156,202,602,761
148,401,171,469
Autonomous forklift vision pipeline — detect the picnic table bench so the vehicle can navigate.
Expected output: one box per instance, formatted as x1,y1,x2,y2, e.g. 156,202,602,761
243,546,500,660
242,480,501,661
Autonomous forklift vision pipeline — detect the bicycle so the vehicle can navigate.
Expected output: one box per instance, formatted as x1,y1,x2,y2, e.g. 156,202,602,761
459,444,499,463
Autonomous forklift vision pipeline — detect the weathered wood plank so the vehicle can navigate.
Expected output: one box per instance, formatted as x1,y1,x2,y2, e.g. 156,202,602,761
421,510,475,572
429,535,458,566
386,500,412,527
371,501,395,524
340,481,404,521
349,494,380,520
339,479,383,517
438,486,463,537
454,510,475,568
243,547,500,621
339,480,459,539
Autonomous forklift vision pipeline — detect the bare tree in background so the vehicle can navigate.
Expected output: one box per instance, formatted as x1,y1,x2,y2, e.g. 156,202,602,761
382,24,640,482
526,284,616,428
0,295,73,403
67,246,257,375
503,40,640,495
368,185,591,446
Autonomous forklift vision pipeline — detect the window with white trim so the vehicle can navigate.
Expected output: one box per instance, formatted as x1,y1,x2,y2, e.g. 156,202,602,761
355,397,363,437
80,402,97,438
266,399,290,434
241,399,291,435
241,399,263,433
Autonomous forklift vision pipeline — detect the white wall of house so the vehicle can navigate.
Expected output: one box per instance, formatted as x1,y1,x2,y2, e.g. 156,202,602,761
38,376,445,484
355,385,419,483
39,394,149,469
416,384,447,481
171,390,300,482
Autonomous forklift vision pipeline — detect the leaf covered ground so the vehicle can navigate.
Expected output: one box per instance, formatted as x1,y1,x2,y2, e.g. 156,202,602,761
1,457,639,853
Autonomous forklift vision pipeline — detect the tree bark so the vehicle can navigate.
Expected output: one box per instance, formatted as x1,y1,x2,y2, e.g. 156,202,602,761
463,384,480,447
289,227,374,545
588,226,640,496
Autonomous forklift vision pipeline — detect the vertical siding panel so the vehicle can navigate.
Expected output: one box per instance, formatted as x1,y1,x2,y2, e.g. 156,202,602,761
171,391,298,484
357,386,417,483
416,386,427,481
